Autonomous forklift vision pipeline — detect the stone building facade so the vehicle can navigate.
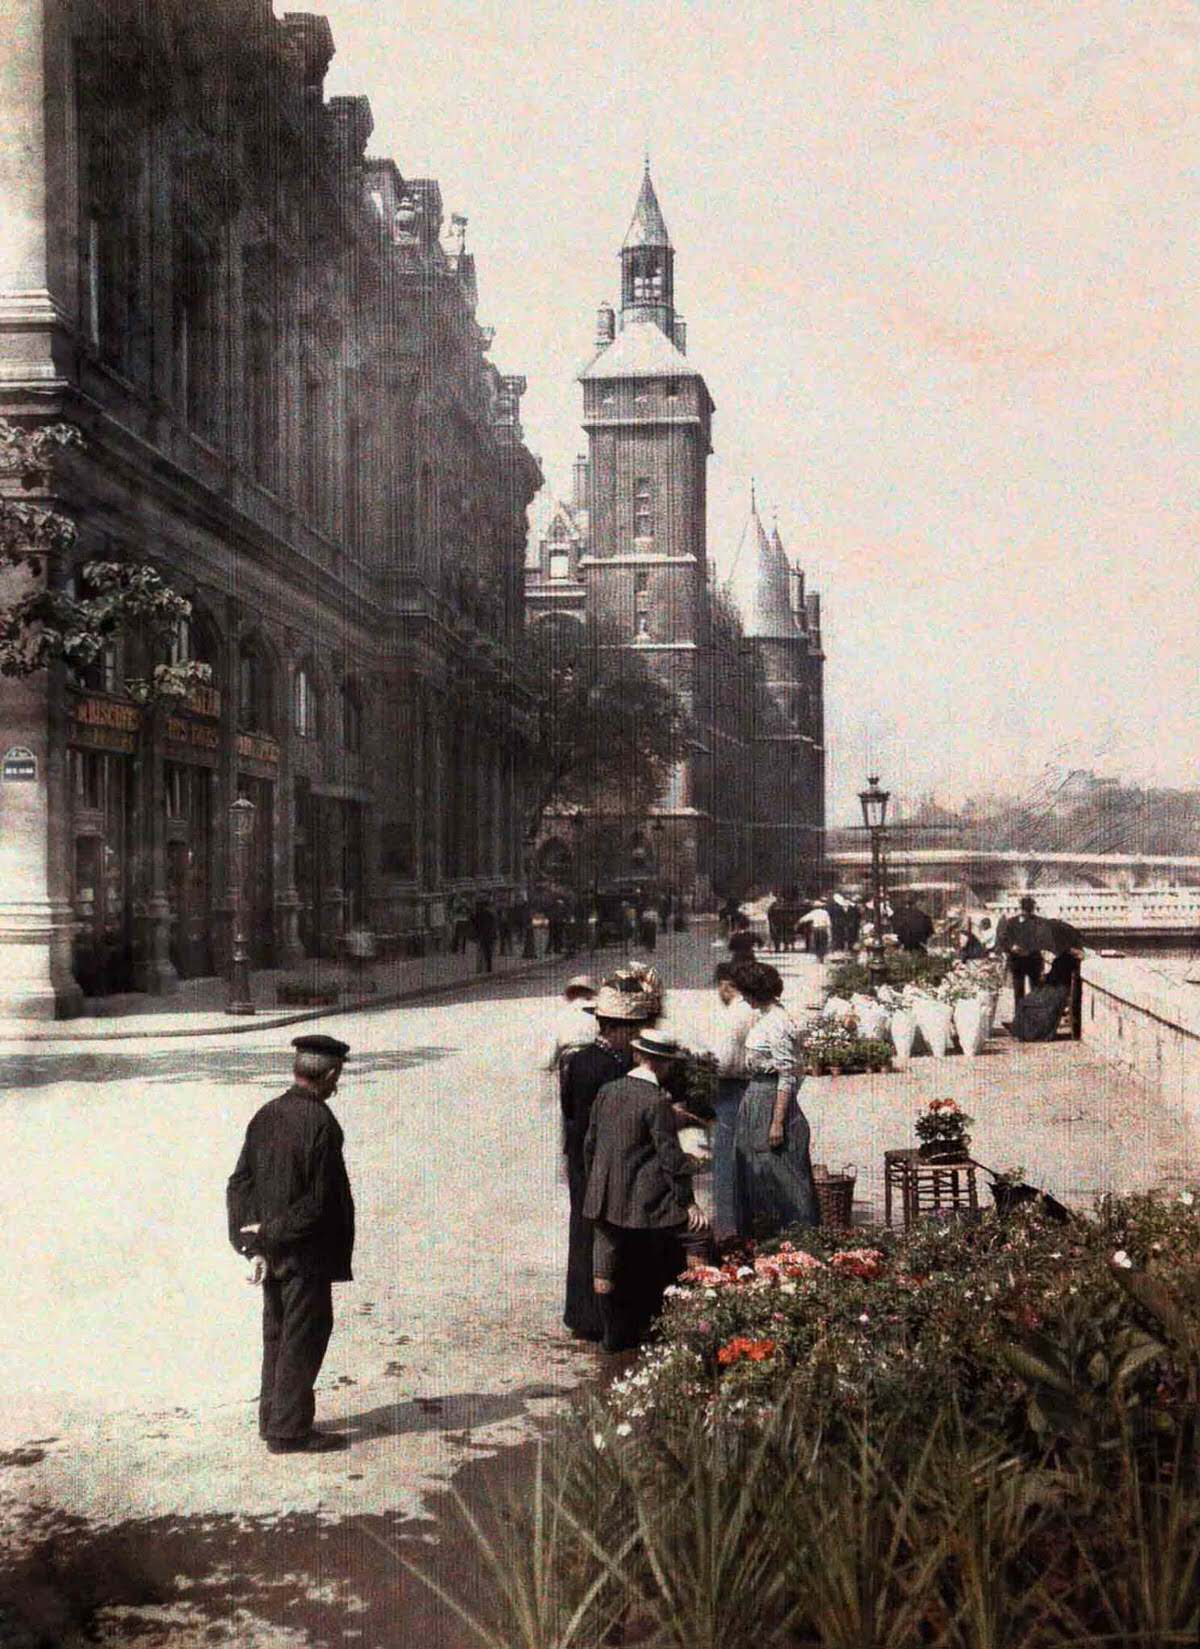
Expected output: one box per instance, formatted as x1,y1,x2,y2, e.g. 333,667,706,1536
525,167,825,904
0,0,540,1018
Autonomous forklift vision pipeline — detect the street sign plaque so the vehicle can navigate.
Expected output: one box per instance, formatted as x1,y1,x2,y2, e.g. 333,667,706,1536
1,746,37,782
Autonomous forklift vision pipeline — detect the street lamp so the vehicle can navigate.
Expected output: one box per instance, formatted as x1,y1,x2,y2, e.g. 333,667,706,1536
859,775,891,986
226,794,257,1015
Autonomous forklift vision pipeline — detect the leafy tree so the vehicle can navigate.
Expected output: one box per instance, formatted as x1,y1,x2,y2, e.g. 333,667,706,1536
0,419,209,701
521,616,688,843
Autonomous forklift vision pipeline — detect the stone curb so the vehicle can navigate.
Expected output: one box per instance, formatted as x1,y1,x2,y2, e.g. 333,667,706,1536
0,952,561,1046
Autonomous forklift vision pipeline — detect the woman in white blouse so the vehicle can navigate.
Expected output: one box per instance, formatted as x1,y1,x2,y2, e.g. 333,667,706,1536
730,959,818,1236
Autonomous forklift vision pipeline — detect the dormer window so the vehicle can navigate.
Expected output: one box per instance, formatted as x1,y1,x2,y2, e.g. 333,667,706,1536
549,552,570,581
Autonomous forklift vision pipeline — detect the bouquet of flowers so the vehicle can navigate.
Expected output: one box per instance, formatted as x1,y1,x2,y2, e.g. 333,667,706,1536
937,967,982,1004
914,1097,974,1159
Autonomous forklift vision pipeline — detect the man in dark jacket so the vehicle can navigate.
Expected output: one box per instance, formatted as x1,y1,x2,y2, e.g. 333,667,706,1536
471,898,497,974
584,1028,708,1352
226,1034,355,1454
1046,917,1086,1039
1000,895,1053,1004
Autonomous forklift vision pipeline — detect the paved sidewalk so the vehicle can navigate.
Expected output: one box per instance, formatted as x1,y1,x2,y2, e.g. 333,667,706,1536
0,940,566,1044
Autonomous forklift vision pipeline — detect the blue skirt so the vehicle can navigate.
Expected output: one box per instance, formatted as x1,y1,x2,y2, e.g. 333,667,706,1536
734,1076,818,1238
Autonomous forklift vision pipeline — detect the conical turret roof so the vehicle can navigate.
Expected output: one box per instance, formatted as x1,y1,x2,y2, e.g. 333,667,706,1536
622,163,671,251
743,507,798,639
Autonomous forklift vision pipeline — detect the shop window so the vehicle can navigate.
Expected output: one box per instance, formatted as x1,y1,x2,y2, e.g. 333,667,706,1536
634,478,653,539
293,666,319,739
70,748,104,812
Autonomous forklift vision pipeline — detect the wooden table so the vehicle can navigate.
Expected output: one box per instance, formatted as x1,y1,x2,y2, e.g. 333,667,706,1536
884,1148,979,1227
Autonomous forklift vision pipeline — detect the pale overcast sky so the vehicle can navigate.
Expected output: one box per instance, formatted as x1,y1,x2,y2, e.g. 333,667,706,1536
318,0,1199,821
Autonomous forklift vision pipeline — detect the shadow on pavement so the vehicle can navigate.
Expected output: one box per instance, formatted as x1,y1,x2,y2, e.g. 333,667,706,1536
0,1424,575,1649
337,1381,571,1441
0,1045,458,1094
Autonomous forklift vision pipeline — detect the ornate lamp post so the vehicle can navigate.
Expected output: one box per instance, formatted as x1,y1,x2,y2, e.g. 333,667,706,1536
859,775,891,987
226,794,257,1015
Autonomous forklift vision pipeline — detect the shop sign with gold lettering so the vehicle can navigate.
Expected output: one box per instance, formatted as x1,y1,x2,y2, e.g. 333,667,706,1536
69,696,140,753
165,716,221,753
236,732,280,766
186,684,222,719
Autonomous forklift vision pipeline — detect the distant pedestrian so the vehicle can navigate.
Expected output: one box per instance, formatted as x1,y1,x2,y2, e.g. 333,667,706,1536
584,1028,708,1352
226,1035,355,1454
797,903,832,961
731,960,818,1239
496,905,514,957
471,898,497,974
727,913,759,960
638,902,659,952
892,898,935,953
1046,917,1086,1040
539,975,598,1076
1001,895,1052,1004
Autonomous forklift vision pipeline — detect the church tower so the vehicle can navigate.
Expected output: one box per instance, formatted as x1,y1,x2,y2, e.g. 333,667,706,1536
743,501,826,885
577,165,716,896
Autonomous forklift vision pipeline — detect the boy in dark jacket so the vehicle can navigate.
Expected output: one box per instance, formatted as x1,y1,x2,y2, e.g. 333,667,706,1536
584,1028,708,1352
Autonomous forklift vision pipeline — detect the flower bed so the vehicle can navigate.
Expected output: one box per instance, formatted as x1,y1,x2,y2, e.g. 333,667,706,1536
603,1191,1200,1444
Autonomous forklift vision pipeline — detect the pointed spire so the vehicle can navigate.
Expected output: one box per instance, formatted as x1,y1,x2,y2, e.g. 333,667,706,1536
622,163,671,251
744,496,798,640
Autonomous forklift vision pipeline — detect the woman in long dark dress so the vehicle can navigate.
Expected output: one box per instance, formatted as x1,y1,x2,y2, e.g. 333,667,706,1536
731,961,819,1236
1013,951,1073,1042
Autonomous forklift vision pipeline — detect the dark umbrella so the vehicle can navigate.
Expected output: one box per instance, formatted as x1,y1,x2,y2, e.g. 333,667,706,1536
968,1155,1071,1223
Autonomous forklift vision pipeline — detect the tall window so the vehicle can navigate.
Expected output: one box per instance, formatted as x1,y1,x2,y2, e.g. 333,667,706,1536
635,569,651,620
293,666,319,739
341,679,363,755
633,478,653,539
174,230,218,440
238,644,273,732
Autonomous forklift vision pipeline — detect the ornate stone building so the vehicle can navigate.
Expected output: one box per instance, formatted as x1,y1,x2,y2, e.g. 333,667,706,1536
525,167,825,903
0,0,540,1018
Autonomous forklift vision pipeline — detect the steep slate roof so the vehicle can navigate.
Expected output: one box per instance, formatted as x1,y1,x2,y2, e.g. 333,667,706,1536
743,510,798,639
622,164,672,250
578,315,702,381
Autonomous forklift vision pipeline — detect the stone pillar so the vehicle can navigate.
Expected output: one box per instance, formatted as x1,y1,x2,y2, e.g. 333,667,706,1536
212,601,238,973
0,662,83,1019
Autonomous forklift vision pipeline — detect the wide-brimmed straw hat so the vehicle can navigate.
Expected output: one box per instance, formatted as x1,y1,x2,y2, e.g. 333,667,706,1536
630,1028,683,1060
588,981,657,1021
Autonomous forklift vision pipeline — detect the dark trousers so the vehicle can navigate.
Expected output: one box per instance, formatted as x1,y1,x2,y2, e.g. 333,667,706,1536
563,1150,603,1338
475,938,494,973
259,1271,334,1442
593,1223,686,1353
1009,954,1044,1002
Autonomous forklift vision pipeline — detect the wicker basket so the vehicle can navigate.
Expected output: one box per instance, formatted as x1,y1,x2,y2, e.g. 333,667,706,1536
813,1162,857,1229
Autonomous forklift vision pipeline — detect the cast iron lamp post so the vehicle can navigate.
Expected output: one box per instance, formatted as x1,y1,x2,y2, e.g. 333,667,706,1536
859,775,891,988
226,794,257,1015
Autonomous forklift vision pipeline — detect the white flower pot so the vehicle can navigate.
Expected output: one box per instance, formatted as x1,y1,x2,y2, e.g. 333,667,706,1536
979,993,997,1042
953,996,987,1057
912,997,953,1058
889,1009,916,1064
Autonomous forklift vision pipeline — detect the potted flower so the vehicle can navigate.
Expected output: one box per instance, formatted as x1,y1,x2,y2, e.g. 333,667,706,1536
989,1164,1038,1216
915,1097,974,1162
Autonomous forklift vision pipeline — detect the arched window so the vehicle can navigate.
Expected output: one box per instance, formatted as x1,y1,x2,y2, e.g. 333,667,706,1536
293,665,319,739
341,678,363,755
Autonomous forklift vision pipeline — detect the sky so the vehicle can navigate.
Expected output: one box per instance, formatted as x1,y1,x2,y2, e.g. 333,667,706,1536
316,0,1199,822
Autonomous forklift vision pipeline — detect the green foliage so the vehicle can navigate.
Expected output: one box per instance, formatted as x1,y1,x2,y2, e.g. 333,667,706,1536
521,616,688,841
0,420,210,699
828,949,954,998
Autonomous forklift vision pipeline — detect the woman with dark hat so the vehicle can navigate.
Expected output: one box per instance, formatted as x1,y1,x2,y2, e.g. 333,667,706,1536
729,960,819,1237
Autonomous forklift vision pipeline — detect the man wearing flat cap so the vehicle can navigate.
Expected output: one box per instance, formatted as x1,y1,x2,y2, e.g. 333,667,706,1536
226,1034,355,1454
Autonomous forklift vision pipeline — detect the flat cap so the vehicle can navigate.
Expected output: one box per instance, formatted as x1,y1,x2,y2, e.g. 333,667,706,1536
292,1034,350,1059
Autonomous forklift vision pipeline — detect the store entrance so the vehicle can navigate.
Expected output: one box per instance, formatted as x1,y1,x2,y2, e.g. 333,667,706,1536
70,748,134,997
165,763,214,979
